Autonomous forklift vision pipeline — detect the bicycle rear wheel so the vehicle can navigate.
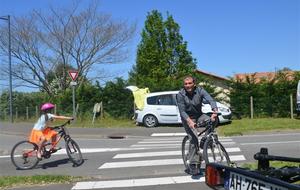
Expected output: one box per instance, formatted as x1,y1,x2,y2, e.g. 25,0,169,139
203,137,231,165
66,138,83,166
11,141,39,170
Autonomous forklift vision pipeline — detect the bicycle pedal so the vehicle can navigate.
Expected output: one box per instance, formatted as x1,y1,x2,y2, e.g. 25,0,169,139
50,147,61,153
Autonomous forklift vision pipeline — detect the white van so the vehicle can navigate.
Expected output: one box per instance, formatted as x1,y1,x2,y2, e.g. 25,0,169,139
134,91,232,127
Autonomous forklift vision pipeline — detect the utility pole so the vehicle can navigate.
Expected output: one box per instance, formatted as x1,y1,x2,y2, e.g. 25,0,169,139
0,15,13,123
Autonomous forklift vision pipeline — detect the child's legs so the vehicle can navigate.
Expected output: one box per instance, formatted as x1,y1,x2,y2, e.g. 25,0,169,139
37,136,46,157
51,134,57,146
43,128,58,147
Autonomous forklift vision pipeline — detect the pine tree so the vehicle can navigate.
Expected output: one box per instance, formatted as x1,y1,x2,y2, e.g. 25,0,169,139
129,10,197,91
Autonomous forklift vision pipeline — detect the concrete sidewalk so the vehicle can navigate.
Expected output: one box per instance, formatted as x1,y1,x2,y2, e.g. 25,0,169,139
0,122,184,139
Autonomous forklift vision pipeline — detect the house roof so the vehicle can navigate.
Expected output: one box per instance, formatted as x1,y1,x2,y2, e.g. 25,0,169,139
234,71,296,83
195,69,230,81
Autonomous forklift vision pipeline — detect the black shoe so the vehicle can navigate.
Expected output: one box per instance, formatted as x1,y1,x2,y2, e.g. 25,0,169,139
50,147,61,153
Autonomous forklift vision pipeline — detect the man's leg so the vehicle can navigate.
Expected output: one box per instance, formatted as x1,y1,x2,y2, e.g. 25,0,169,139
182,119,199,152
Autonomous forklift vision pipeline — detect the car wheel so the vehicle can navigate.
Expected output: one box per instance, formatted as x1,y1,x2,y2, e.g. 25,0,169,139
143,114,158,128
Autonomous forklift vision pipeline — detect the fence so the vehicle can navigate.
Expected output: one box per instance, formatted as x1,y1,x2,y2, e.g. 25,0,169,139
0,103,106,122
0,105,58,121
233,94,296,119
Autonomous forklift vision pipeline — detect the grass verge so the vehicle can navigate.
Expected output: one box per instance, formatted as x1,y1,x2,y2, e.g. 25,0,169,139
242,161,300,170
217,118,300,136
0,175,84,189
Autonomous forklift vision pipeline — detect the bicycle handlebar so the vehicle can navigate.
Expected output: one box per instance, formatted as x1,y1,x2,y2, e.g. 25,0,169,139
53,119,73,129
196,119,212,128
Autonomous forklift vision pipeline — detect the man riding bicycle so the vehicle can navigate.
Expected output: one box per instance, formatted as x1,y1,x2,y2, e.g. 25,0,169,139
177,76,218,173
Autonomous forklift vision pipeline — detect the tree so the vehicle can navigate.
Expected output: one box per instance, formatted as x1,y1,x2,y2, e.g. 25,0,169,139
0,1,136,96
102,78,133,118
129,10,197,91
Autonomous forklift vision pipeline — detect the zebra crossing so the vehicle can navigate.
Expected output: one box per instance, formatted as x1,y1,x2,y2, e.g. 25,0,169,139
71,133,246,190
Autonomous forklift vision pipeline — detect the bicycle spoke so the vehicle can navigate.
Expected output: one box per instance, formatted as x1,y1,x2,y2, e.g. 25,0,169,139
11,141,39,170
66,139,83,166
203,138,231,166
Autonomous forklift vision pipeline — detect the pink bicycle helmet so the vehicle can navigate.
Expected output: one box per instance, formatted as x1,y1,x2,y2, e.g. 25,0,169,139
41,103,55,111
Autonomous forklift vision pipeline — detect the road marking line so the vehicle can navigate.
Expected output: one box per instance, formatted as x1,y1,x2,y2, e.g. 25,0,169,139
99,159,182,169
151,133,233,137
1,147,173,159
235,133,300,138
99,155,245,169
131,141,235,147
131,143,182,147
138,140,183,144
240,140,300,145
71,175,205,189
139,138,233,144
113,148,241,159
208,155,246,162
151,133,186,136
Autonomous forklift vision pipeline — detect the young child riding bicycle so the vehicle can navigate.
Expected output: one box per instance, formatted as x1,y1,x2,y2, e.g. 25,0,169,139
29,103,73,159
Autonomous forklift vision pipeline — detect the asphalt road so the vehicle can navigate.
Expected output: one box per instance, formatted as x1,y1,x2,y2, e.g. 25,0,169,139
1,122,300,190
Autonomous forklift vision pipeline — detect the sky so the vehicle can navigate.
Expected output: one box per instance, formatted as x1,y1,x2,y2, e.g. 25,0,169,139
0,0,299,91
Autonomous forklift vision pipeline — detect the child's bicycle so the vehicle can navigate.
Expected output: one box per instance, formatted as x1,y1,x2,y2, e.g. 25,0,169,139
182,115,231,175
11,119,83,170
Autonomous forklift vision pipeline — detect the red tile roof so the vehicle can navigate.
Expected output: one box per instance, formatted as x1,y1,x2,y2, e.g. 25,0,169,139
195,69,230,81
234,71,295,83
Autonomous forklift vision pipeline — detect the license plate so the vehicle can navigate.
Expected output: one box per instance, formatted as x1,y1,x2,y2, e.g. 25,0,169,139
225,171,288,190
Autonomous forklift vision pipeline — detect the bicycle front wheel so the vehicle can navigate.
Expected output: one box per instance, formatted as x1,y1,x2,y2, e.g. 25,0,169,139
66,138,83,166
11,141,39,170
181,135,191,170
203,137,231,165
182,135,201,174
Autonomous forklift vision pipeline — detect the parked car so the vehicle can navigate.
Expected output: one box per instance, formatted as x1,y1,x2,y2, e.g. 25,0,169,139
134,91,232,128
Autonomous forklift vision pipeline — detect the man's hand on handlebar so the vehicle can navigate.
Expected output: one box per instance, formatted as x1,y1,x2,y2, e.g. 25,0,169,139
187,118,195,129
210,108,218,122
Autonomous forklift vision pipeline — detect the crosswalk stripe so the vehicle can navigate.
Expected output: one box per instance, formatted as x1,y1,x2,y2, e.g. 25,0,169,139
113,147,241,159
151,133,186,136
71,175,205,189
99,159,182,169
131,141,235,147
99,155,245,169
139,138,233,144
209,155,246,162
151,133,232,137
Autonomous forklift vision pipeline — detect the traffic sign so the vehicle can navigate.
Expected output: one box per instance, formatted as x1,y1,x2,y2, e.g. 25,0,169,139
70,81,77,86
68,70,78,81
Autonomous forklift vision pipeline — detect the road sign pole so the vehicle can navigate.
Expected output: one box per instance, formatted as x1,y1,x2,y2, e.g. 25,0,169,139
68,70,78,118
72,85,76,118
70,81,77,118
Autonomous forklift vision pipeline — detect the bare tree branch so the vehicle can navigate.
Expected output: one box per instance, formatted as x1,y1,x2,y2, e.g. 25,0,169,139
0,1,136,95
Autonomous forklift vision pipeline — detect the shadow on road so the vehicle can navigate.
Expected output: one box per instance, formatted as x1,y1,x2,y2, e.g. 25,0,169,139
40,158,71,169
39,158,86,169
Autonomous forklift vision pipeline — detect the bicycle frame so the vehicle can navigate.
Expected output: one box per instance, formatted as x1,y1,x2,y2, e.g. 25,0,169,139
41,120,72,157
